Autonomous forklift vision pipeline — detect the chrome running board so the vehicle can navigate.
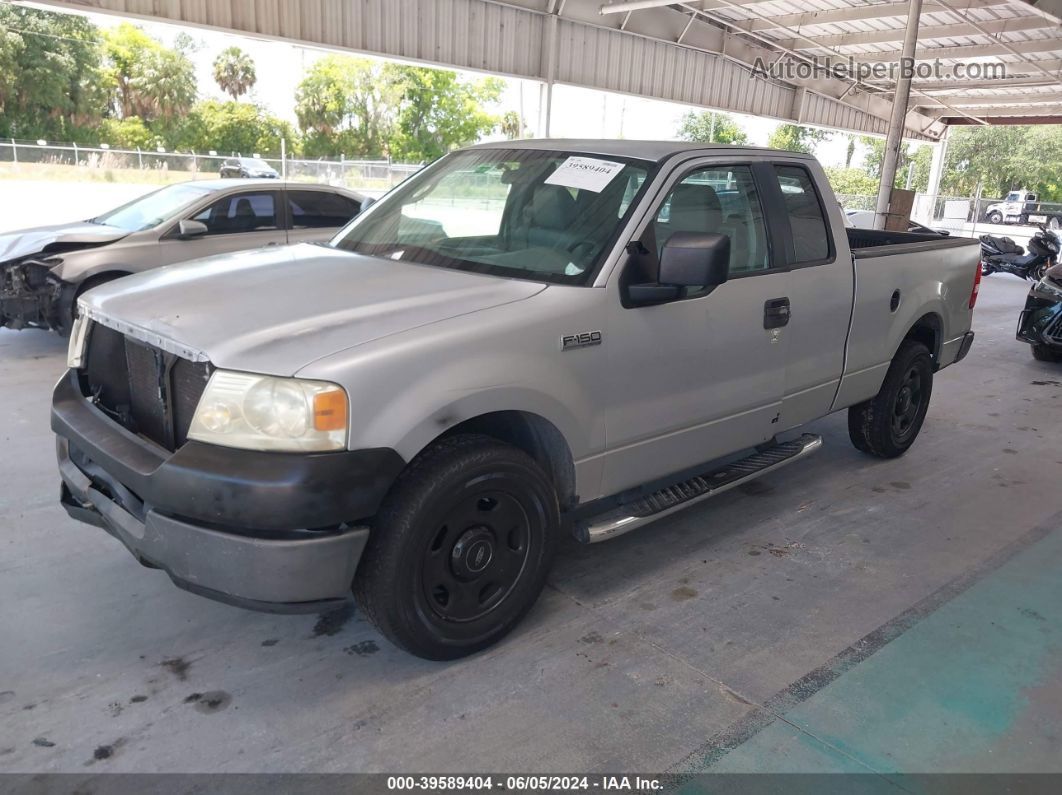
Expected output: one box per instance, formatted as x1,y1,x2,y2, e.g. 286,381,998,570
576,433,823,544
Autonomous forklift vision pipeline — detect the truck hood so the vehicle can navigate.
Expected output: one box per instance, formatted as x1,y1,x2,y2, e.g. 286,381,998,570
0,221,128,263
81,243,547,375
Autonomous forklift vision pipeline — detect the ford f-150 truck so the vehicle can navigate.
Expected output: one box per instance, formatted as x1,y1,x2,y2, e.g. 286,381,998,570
52,140,980,659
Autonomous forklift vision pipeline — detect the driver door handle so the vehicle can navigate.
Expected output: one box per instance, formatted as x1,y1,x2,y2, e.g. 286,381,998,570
764,297,790,329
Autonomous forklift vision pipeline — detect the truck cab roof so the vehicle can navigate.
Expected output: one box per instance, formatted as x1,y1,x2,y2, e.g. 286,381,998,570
469,138,817,164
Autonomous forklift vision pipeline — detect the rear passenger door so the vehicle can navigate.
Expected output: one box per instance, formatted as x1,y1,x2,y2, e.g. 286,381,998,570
286,189,362,244
766,162,853,428
160,189,287,263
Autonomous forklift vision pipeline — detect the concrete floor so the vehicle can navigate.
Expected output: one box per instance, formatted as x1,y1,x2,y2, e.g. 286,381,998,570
1,273,1060,774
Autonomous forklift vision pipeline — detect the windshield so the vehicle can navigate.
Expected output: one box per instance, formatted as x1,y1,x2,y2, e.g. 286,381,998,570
332,148,653,285
242,158,272,170
93,183,215,232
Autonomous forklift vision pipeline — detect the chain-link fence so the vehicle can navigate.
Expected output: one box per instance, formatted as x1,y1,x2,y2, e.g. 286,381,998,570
837,190,1062,246
0,139,423,192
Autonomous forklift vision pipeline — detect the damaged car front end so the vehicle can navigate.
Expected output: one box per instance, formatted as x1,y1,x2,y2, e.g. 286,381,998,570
0,254,70,331
1017,263,1062,362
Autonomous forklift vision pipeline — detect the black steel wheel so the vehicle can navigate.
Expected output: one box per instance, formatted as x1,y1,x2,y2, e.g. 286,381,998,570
848,340,934,458
890,365,924,445
354,434,559,660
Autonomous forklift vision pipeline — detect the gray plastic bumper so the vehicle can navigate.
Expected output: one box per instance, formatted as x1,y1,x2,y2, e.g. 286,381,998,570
57,437,368,613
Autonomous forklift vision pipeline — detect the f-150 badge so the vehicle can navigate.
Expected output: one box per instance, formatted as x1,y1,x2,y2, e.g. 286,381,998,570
561,330,602,350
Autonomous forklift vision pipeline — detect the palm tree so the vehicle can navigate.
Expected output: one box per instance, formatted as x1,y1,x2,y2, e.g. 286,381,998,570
213,47,256,101
134,48,196,121
500,110,525,140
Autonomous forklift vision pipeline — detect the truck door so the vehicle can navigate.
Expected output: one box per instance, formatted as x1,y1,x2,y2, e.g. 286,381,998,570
764,162,853,428
600,160,788,496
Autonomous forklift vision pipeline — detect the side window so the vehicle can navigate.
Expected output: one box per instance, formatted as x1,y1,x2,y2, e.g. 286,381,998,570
773,165,829,263
191,192,278,235
653,165,770,275
288,190,361,229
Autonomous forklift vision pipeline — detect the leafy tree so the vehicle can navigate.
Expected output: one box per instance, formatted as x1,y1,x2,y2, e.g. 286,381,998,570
939,125,1062,201
767,123,831,155
825,167,878,196
213,46,256,101
295,56,404,157
170,101,298,157
103,23,195,122
388,68,502,162
858,136,932,193
295,56,501,160
676,111,748,145
0,5,107,141
98,116,157,149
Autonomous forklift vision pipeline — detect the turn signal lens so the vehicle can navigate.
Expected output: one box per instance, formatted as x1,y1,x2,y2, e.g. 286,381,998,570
313,388,348,432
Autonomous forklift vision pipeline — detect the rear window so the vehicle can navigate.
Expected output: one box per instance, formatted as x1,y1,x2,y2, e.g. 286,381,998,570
773,165,829,263
289,190,360,229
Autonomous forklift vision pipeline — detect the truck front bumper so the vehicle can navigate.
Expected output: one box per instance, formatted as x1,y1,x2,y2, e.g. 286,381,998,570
52,370,405,612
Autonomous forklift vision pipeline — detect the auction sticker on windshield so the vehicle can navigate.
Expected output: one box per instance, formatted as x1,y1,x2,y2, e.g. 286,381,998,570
545,156,625,193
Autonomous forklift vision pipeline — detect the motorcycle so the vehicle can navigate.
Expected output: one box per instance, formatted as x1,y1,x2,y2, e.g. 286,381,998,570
1016,262,1062,362
980,225,1060,282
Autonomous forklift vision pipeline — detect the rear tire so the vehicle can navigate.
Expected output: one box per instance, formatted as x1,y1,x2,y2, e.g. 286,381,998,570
848,340,934,459
354,434,560,660
1032,344,1062,363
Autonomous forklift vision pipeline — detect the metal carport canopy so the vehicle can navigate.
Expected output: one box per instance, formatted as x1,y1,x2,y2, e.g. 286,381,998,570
27,0,1062,141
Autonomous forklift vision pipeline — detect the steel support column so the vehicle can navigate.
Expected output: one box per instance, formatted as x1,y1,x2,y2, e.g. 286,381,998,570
874,0,923,229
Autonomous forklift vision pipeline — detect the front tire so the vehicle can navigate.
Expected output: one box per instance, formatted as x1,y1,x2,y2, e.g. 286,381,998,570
54,273,125,338
354,434,560,660
1032,344,1062,363
987,211,1003,224
848,340,934,459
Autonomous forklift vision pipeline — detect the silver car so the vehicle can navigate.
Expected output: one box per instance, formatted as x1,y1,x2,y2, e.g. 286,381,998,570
0,179,366,334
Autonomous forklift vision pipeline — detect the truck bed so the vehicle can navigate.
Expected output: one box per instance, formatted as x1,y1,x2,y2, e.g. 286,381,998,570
833,227,980,411
846,227,977,257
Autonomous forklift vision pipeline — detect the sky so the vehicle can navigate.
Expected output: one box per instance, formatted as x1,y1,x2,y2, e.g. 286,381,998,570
57,4,881,168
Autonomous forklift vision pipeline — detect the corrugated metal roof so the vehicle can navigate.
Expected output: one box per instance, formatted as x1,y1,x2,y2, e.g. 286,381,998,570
27,0,1062,136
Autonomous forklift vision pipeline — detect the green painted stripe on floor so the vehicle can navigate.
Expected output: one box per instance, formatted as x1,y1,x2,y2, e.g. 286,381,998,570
704,524,1062,775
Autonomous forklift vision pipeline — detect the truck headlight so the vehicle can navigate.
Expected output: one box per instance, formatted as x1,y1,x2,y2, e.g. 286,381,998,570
188,370,348,452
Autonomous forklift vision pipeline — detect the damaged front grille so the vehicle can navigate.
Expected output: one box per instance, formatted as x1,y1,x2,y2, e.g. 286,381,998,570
0,258,64,330
82,324,213,451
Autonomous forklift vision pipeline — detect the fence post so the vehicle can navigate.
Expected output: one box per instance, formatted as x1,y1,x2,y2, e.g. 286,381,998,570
72,141,79,165
281,138,287,179
11,138,16,164
137,146,143,170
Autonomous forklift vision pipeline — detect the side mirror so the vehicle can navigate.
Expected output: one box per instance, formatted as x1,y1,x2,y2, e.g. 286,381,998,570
177,219,208,239
358,196,376,214
659,232,730,287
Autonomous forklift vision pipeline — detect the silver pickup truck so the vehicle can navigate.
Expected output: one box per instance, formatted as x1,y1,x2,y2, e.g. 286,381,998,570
52,140,980,659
